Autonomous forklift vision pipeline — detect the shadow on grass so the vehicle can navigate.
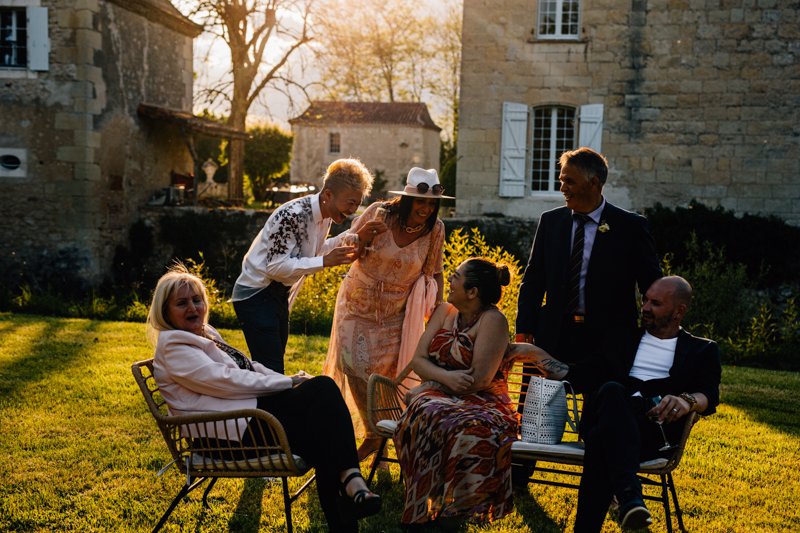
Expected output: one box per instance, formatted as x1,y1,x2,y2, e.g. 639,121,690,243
227,478,265,533
513,486,566,532
720,366,800,437
0,315,99,399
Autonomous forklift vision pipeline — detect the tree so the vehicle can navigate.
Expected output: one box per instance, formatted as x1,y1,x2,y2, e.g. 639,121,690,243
312,0,462,142
244,125,293,201
177,0,314,203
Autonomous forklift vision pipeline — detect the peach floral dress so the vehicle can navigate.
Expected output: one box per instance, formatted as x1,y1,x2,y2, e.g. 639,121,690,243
323,202,444,437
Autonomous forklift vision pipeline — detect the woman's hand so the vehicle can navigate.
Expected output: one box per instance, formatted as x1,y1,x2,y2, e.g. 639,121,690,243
290,370,313,387
356,220,388,245
440,367,475,394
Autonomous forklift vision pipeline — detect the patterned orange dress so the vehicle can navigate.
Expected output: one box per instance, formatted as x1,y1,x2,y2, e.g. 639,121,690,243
323,202,444,438
393,312,518,524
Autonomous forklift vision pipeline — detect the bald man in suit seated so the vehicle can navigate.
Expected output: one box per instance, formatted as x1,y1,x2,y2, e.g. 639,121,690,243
520,276,721,531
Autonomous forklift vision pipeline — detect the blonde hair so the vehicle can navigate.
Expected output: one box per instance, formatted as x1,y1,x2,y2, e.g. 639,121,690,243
145,263,209,346
321,158,374,197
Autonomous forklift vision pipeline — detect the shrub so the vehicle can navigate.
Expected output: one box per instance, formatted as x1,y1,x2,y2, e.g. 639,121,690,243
662,233,755,339
442,227,522,333
289,227,524,336
646,201,800,287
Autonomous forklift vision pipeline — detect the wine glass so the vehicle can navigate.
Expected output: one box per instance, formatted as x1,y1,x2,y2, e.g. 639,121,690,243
365,205,387,253
647,395,677,452
341,232,359,248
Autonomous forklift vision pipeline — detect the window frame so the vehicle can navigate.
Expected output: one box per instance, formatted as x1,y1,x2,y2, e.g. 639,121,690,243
0,7,27,69
529,105,577,194
328,131,341,154
499,102,604,198
0,2,48,76
536,0,581,41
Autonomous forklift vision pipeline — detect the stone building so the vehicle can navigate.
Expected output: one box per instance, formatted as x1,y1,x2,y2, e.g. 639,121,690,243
457,0,800,225
289,101,442,195
0,0,241,286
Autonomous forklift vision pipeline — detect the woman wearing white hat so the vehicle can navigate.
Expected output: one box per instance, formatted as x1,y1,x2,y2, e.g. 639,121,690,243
323,167,454,459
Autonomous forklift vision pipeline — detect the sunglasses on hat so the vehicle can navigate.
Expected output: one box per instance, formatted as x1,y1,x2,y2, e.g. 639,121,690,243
416,183,445,195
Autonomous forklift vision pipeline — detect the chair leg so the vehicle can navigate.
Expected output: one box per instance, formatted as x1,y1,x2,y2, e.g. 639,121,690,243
292,473,316,501
201,477,218,508
660,474,673,533
366,437,388,486
282,477,293,533
666,472,688,532
152,477,208,533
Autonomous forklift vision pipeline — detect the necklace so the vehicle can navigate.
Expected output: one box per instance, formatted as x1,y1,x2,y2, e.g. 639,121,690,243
456,309,485,332
403,223,425,234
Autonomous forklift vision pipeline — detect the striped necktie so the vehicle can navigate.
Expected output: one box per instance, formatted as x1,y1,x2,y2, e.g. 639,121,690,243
566,214,590,313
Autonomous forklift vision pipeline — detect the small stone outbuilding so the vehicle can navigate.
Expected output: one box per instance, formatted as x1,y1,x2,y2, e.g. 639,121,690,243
289,101,442,195
0,0,240,285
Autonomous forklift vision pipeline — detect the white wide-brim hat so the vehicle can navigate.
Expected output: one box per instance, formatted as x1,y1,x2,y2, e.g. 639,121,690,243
388,167,455,199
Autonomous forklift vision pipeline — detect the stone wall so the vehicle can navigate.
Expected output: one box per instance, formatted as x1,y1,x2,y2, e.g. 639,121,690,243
457,0,800,225
0,0,196,285
290,123,441,193
128,206,535,293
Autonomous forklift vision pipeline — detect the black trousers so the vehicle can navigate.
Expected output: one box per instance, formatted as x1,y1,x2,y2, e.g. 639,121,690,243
234,283,290,373
252,376,360,532
574,381,684,533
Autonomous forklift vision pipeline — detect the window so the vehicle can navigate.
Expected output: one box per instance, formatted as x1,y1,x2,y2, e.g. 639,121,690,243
0,8,26,67
499,102,603,197
530,106,575,192
0,148,27,178
537,0,580,40
0,5,48,72
328,132,340,154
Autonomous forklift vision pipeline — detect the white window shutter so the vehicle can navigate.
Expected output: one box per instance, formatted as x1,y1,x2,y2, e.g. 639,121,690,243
27,7,49,72
499,102,528,198
578,103,604,152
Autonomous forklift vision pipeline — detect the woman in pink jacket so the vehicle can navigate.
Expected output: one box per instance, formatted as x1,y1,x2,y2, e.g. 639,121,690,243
147,265,380,532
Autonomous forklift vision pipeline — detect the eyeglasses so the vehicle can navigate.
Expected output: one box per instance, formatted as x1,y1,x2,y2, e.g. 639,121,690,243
416,182,444,195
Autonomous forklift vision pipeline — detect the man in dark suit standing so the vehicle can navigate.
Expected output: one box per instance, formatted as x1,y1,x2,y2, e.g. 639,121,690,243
515,147,662,392
520,276,721,531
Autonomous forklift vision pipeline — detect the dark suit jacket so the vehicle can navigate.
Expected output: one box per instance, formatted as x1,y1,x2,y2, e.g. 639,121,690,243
622,328,722,416
579,327,721,441
516,201,661,371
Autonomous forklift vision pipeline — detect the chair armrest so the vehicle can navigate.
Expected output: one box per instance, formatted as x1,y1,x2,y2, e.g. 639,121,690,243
366,373,406,435
156,408,305,474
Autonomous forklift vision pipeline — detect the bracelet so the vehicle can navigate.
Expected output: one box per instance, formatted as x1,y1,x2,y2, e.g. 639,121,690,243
679,392,697,410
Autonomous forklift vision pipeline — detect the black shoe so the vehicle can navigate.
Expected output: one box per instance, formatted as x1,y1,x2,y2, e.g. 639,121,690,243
618,498,651,530
339,471,382,520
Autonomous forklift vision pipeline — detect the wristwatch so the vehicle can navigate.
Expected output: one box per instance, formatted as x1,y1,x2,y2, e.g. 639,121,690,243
679,392,697,411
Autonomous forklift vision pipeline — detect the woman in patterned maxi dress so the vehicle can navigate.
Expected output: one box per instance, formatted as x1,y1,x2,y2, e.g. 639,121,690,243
323,168,451,459
393,258,518,526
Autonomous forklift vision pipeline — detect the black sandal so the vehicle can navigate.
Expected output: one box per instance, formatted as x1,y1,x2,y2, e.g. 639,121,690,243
339,471,382,519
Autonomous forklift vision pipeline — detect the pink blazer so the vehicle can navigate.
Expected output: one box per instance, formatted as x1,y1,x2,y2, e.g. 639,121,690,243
153,326,292,439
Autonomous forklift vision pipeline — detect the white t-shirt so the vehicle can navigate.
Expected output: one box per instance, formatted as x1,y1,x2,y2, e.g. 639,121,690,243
628,331,678,383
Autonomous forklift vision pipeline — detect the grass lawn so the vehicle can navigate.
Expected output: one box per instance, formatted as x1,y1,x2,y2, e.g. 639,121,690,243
0,313,798,532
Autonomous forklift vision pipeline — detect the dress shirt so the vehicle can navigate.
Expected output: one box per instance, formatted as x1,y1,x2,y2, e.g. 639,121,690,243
571,198,606,313
232,192,340,303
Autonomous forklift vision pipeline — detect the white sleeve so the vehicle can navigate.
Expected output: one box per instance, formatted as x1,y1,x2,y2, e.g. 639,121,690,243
261,211,325,281
160,336,293,399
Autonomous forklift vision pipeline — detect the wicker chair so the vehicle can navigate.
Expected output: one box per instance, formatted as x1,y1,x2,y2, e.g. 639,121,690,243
365,346,701,532
506,350,701,533
131,359,313,533
363,362,421,484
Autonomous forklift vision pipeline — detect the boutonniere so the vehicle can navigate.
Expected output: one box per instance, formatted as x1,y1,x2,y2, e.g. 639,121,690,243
598,221,611,233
